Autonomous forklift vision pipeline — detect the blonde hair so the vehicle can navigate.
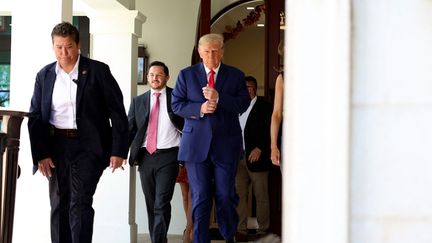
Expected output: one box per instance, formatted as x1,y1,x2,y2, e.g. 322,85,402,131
278,40,284,57
275,40,284,73
198,33,224,49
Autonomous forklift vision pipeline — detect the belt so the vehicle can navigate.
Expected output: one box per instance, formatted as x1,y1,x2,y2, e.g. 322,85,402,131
143,147,179,154
50,127,79,139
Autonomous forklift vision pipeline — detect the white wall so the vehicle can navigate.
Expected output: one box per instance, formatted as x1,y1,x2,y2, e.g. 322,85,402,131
351,0,432,243
223,27,266,96
283,0,351,242
136,0,200,96
134,0,200,235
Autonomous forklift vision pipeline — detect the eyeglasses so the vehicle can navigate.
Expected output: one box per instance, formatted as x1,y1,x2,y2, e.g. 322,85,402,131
147,73,166,79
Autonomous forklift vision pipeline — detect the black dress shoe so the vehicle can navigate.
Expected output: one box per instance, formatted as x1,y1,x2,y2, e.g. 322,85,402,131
235,232,248,242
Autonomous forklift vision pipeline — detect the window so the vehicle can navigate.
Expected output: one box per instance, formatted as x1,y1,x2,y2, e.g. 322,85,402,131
0,64,10,107
0,16,11,107
137,46,148,85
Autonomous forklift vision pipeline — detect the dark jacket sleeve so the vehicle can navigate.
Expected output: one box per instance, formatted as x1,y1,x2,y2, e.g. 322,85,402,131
98,63,129,159
28,64,55,169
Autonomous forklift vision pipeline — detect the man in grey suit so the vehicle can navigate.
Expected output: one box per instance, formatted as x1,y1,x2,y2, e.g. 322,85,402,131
128,61,184,243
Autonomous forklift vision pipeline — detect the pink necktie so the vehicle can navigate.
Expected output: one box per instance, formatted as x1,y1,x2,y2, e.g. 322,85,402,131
146,92,161,154
209,69,215,88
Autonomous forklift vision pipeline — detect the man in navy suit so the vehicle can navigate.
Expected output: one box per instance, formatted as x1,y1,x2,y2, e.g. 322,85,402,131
128,61,184,243
28,22,129,243
172,33,250,243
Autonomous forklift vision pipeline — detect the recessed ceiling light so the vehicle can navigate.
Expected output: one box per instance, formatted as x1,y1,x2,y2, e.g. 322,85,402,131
246,7,255,10
257,23,265,27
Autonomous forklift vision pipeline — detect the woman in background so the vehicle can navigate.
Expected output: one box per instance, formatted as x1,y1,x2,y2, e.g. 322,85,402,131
177,165,193,243
270,41,284,166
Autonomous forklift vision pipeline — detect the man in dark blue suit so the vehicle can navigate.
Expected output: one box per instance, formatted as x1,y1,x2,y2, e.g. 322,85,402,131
172,33,250,243
128,61,184,243
28,22,129,243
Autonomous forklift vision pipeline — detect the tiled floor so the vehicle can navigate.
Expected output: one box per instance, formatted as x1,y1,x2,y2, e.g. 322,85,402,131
138,234,228,243
137,233,281,243
138,219,281,243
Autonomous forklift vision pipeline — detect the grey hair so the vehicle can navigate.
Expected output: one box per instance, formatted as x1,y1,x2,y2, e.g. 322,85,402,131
198,33,224,49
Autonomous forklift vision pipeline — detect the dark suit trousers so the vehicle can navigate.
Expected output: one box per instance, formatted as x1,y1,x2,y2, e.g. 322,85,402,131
186,157,239,243
138,148,179,243
49,135,104,243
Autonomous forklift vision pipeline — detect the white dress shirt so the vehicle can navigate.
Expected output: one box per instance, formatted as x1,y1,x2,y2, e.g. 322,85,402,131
50,56,80,129
203,63,221,85
143,87,181,149
239,96,257,150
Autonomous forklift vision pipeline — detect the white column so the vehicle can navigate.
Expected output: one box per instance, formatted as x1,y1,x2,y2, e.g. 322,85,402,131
351,1,432,243
283,1,351,243
86,10,145,243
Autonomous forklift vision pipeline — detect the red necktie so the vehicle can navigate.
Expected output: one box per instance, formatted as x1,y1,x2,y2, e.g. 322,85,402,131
209,69,215,88
146,92,160,154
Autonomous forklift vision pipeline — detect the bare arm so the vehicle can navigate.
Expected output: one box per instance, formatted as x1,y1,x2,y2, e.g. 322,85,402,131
270,74,284,166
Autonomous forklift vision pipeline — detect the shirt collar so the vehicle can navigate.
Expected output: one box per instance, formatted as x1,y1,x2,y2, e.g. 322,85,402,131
203,63,221,75
151,87,166,96
55,55,80,80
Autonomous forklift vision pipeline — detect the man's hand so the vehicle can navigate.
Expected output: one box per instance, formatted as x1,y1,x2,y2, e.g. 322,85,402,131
248,147,262,163
38,158,55,177
202,85,219,101
110,156,126,173
201,100,218,114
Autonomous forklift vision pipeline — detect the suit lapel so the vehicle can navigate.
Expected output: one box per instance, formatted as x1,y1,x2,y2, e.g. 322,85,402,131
140,91,151,131
166,87,172,112
133,91,151,148
76,55,89,110
246,98,258,127
197,63,208,88
215,63,227,91
43,66,57,120
143,91,151,118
